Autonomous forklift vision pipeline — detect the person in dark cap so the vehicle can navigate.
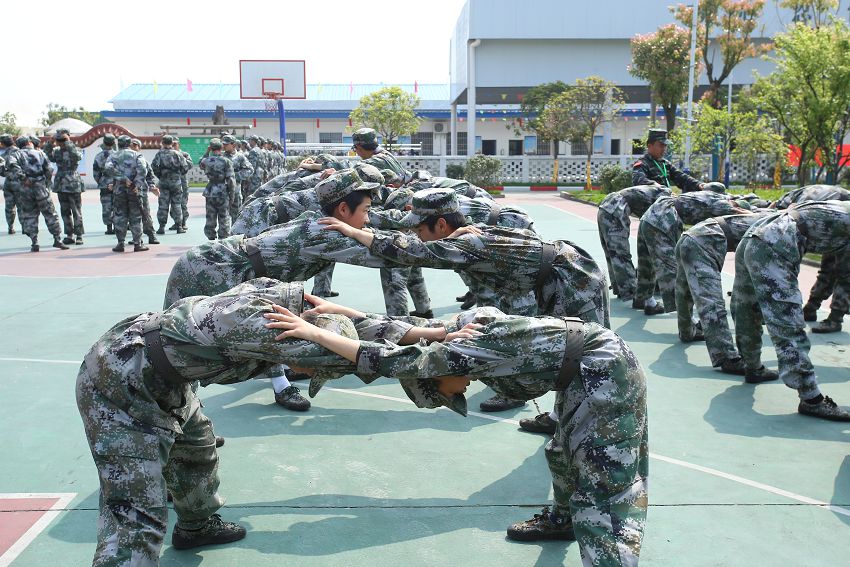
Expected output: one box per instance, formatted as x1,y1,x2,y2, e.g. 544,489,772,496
151,134,186,234
632,129,705,192
47,128,86,245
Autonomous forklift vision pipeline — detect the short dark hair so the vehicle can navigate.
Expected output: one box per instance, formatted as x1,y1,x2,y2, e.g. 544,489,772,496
321,190,372,217
355,142,379,151
421,212,467,232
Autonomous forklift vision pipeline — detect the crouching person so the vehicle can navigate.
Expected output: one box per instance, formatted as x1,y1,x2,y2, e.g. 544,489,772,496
76,278,356,565
266,305,648,567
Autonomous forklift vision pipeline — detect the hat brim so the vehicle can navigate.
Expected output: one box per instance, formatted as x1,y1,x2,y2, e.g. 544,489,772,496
400,211,425,226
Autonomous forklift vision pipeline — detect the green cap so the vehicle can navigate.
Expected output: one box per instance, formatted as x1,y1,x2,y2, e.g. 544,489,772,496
383,188,415,211
209,138,223,150
353,163,385,184
161,135,174,145
102,134,116,146
117,135,132,148
402,188,459,226
15,136,30,148
352,127,378,147
314,169,380,207
647,129,670,145
703,181,726,194
221,134,237,144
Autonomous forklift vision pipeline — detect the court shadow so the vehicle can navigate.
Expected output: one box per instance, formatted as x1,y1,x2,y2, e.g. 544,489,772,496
612,312,681,345
704,383,850,442
832,456,850,527
646,343,744,382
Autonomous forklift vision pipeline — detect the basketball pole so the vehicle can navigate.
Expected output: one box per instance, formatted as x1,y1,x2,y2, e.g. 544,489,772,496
277,98,287,157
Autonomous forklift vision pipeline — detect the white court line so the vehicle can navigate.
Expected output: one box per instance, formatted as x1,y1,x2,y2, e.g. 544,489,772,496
5,356,850,517
0,273,169,280
0,492,77,567
0,357,81,365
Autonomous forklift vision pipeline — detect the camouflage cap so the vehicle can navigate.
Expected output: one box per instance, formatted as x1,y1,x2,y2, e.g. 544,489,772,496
276,280,305,315
647,128,670,145
209,138,223,150
703,181,726,194
247,135,259,142
161,135,174,145
0,134,13,146
130,138,142,147
383,188,415,211
221,134,236,144
314,169,380,207
411,170,432,182
401,188,460,226
315,153,350,170
353,162,385,184
116,135,131,148
30,136,41,147
15,136,30,148
352,127,378,147
54,128,70,139
398,378,469,416
380,168,401,185
102,134,116,145
171,135,180,143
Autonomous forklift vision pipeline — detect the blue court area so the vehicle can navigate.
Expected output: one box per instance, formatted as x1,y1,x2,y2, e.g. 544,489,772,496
1,192,848,566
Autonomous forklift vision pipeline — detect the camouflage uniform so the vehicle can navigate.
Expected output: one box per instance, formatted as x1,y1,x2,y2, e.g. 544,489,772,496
732,201,850,399
597,185,671,298
675,213,769,366
774,184,850,210
92,139,116,231
1,140,21,232
176,142,193,229
199,142,235,240
329,307,647,567
246,153,348,205
231,187,320,237
151,139,185,230
246,137,266,195
105,141,147,245
5,141,63,244
134,142,158,238
48,135,85,238
408,174,493,200
76,278,356,566
636,190,746,311
224,145,253,218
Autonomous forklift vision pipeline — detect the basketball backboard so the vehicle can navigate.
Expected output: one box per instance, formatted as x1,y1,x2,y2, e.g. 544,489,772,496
239,60,306,99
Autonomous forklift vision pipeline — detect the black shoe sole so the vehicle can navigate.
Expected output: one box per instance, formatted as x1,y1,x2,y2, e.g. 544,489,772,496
479,401,525,412
171,529,246,550
518,425,556,435
506,528,575,542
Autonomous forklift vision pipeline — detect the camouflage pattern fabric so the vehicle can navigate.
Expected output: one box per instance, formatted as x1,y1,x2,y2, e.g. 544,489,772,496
105,148,147,244
246,170,324,205
311,264,335,297
412,176,493,200
732,202,850,398
368,226,610,325
93,146,116,227
774,185,850,209
1,147,21,230
199,154,235,240
49,141,84,193
675,214,768,366
597,185,671,297
76,279,356,565
339,309,646,567
152,148,185,229
247,145,266,193
179,150,192,225
379,266,431,316
232,187,321,237
6,148,62,242
362,150,409,193
56,193,84,237
138,154,158,235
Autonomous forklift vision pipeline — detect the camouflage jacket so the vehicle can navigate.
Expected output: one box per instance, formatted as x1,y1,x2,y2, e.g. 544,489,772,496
200,154,235,198
247,170,323,204
365,197,535,232
599,185,672,218
409,176,492,200
683,212,772,257
48,141,83,193
104,149,148,194
225,150,255,183
363,149,409,180
92,147,115,190
774,185,850,209
232,188,321,237
641,191,744,232
247,146,266,183
748,200,850,256
0,146,22,187
79,279,354,433
151,148,185,187
631,153,701,192
139,155,157,194
6,148,53,182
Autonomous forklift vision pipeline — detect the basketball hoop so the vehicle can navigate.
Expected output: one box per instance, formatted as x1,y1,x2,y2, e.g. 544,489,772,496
264,97,279,113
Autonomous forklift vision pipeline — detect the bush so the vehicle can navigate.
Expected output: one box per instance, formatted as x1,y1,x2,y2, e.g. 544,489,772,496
464,155,503,187
598,164,633,194
446,163,465,179
285,156,304,171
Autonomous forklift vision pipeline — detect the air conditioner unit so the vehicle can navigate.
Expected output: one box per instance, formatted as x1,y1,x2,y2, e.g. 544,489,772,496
433,122,446,133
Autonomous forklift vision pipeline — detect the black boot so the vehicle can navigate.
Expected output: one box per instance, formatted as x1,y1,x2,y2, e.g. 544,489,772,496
53,238,69,250
745,365,779,384
134,242,150,252
803,303,818,322
112,242,125,253
171,514,246,550
409,309,435,318
75,236,83,245
105,224,115,235
644,303,665,316
506,507,575,541
274,385,311,411
719,357,746,376
518,412,557,434
811,312,843,334
147,233,160,245
156,225,166,235
798,395,850,421
479,395,525,412
31,243,40,252
62,236,74,245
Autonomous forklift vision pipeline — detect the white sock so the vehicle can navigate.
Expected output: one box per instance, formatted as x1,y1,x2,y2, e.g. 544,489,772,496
271,375,291,394
549,410,558,420
691,314,700,325
646,297,658,307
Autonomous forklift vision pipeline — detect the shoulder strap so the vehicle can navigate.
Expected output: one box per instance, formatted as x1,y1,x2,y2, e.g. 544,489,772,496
244,240,268,277
536,242,556,291
486,203,502,226
552,317,584,391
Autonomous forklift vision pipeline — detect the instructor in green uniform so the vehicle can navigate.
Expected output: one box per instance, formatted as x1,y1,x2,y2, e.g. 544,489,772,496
632,129,705,192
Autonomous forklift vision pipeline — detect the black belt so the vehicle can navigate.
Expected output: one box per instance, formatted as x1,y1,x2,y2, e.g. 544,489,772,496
787,209,809,238
244,241,268,277
714,217,736,252
486,204,502,226
536,242,556,290
273,197,291,224
142,313,185,387
552,317,585,391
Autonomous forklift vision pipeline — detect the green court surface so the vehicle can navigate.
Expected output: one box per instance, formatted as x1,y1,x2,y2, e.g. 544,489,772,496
1,192,848,566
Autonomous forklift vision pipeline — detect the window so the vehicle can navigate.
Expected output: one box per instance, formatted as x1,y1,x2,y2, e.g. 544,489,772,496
571,138,588,155
446,132,468,155
286,132,306,143
523,136,538,155
508,139,523,156
593,135,604,154
319,132,342,144
537,137,551,156
411,132,434,155
610,139,621,155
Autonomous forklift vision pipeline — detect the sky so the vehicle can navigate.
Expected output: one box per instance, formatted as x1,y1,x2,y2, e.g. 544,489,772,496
3,0,467,127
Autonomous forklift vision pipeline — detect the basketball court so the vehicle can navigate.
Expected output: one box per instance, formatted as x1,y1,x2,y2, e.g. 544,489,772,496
1,190,849,566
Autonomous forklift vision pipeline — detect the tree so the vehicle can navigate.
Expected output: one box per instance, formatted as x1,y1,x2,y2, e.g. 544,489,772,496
507,81,570,182
672,0,771,108
780,0,840,28
753,20,850,184
732,111,787,188
0,112,22,136
541,77,624,189
348,86,421,150
629,24,699,132
39,103,108,128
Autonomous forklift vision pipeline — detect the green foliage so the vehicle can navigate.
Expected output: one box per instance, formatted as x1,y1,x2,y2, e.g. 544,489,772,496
349,86,421,150
463,154,503,187
598,164,633,194
285,156,305,171
39,103,108,128
780,0,839,28
508,81,569,147
672,0,771,107
0,112,22,136
629,24,698,131
445,163,465,179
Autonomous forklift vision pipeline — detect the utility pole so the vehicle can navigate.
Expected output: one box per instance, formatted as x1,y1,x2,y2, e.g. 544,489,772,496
684,0,699,171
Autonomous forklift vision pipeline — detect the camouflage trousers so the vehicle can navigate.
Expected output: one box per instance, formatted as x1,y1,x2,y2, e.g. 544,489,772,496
99,189,114,227
805,253,850,317
18,184,61,242
311,264,335,297
204,197,231,240
180,181,190,227
544,330,648,567
675,229,739,366
597,209,636,298
140,193,155,235
380,267,431,316
113,190,144,244
241,180,252,204
156,184,183,229
731,219,821,400
77,369,223,566
57,192,85,236
636,222,680,311
3,183,18,230
229,186,243,221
